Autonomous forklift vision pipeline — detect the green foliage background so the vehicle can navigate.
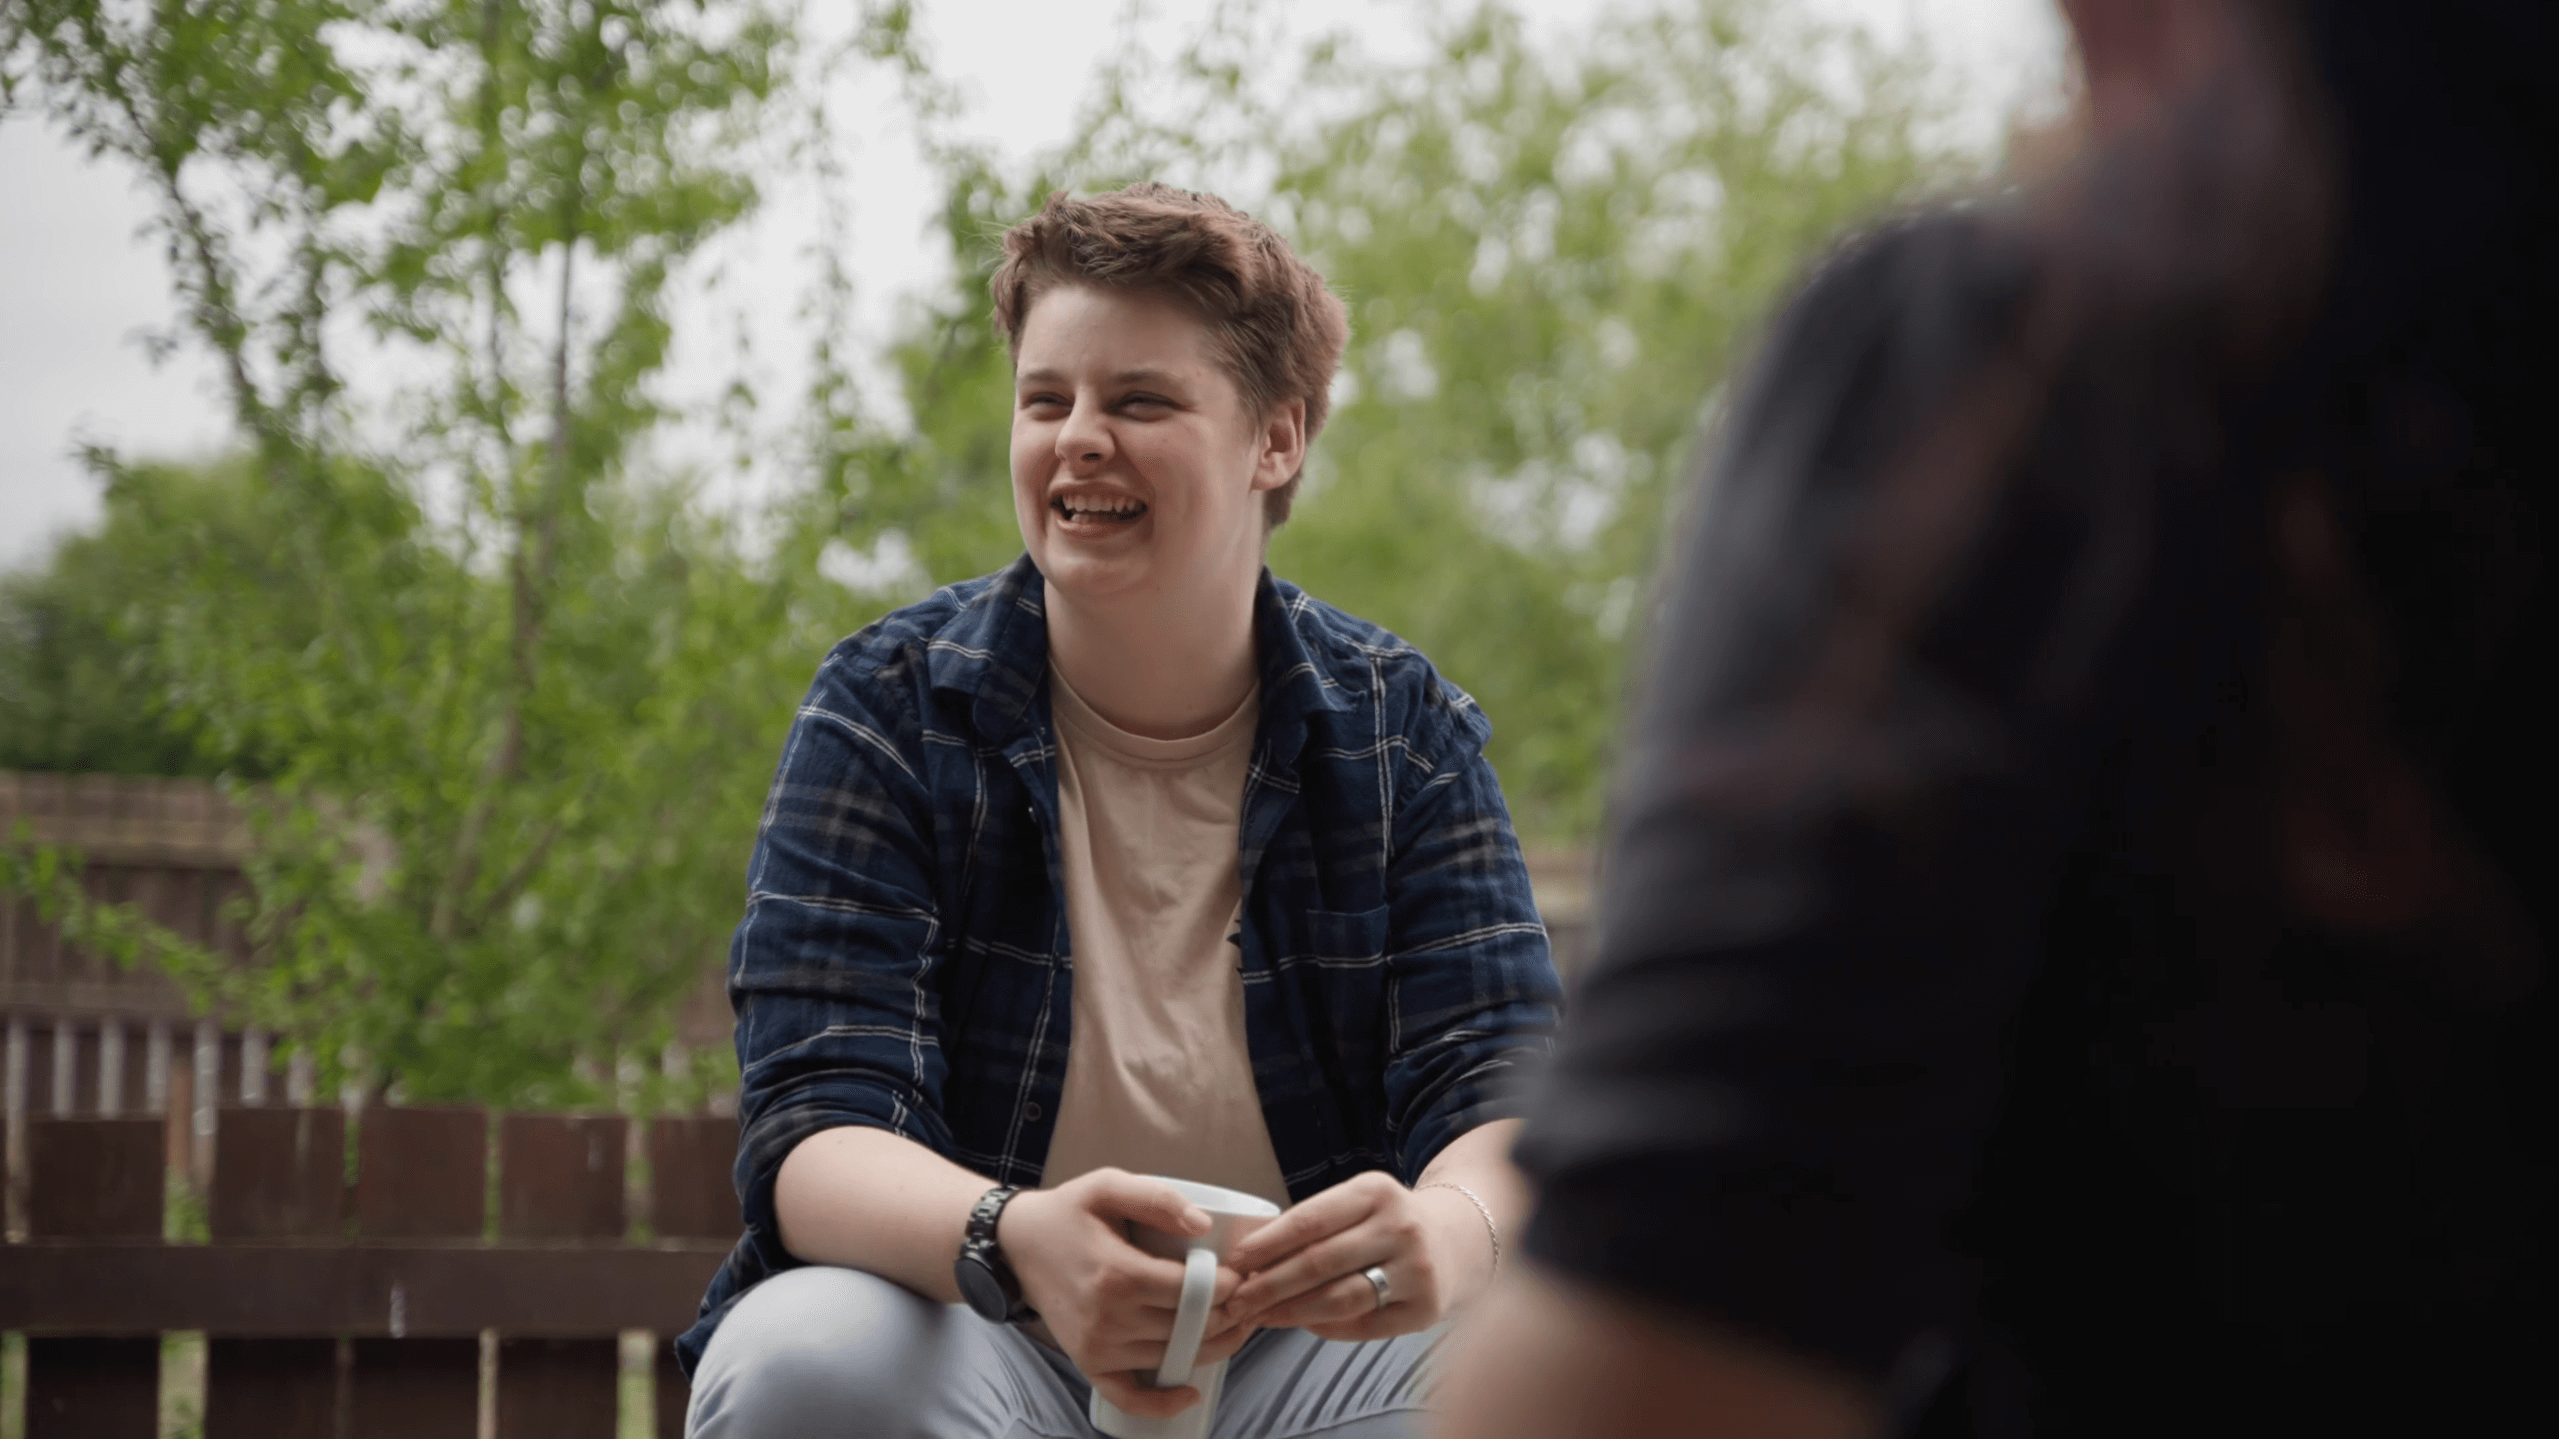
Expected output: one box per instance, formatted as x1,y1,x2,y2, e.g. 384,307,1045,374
1,0,1969,1103
859,0,1962,836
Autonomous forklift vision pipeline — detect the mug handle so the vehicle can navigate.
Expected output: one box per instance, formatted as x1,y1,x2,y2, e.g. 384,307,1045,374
1154,1246,1218,1388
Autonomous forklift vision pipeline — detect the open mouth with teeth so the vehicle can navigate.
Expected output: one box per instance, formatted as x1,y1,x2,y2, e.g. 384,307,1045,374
1052,493,1149,526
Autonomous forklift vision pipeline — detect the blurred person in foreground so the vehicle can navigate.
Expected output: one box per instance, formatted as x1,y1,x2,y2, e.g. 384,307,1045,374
677,184,1558,1436
1439,1,2552,1435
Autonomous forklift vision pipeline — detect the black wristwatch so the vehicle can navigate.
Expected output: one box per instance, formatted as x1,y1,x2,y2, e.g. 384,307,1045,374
954,1185,1038,1324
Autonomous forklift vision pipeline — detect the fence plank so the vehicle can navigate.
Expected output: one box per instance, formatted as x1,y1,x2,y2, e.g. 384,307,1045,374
23,1336,158,1439
205,1337,340,1439
99,1020,143,1119
65,1025,98,1115
18,1021,54,1117
138,864,211,948
3,893,26,984
495,1337,618,1438
24,889,64,987
215,1030,247,1108
27,1118,163,1240
67,865,122,985
646,1116,738,1242
654,1346,691,1439
348,1337,480,1438
499,1115,625,1242
356,1107,487,1239
211,1107,345,1240
0,1244,724,1335
24,1120,171,1437
210,870,254,964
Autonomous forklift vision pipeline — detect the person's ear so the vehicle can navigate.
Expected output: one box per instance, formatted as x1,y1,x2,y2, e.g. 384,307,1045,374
1251,400,1307,493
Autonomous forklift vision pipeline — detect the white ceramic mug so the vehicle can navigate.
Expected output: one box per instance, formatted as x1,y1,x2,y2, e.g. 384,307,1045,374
1086,1176,1281,1439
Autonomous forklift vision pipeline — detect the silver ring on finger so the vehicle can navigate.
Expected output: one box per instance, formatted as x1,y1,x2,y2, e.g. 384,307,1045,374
1361,1264,1392,1311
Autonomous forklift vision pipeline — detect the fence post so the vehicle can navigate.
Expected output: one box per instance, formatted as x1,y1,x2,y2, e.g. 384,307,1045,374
6,1015,26,1239
47,1022,73,1120
144,1023,169,1115
190,1020,217,1187
97,1022,124,1118
240,1030,267,1108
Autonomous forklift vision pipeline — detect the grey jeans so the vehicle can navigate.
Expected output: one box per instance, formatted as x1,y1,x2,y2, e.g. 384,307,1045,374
686,1266,1443,1438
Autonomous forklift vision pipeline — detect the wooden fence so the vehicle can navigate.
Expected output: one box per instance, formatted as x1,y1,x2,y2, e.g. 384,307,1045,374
0,772,1594,1019
0,1103,737,1437
0,772,1595,1433
2,773,744,1432
2,773,254,1032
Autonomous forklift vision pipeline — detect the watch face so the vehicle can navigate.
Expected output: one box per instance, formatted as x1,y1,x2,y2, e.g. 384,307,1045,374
955,1251,1012,1321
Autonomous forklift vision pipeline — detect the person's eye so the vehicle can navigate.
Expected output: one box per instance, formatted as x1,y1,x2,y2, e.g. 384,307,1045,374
1019,392,1068,413
1120,393,1173,413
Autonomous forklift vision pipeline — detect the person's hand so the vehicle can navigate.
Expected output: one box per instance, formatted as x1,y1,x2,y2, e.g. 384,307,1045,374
1221,1172,1488,1341
996,1169,1252,1418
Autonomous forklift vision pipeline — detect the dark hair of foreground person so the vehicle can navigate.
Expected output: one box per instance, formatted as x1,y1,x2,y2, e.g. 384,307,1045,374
1480,1,2556,1435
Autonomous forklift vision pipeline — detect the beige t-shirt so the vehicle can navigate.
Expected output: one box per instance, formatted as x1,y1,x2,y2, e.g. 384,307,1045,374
1037,667,1292,1211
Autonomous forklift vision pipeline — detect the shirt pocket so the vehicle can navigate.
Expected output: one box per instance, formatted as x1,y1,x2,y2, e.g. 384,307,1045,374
1301,905,1392,965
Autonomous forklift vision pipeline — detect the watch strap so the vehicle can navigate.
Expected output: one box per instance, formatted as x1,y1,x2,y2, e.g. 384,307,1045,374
956,1184,1037,1323
964,1184,1018,1245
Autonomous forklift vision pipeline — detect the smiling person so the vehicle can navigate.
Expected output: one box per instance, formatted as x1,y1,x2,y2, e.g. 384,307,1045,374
676,184,1562,1438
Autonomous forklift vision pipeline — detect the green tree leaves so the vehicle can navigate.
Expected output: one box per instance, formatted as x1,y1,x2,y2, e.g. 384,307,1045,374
4,0,820,1107
0,459,269,779
885,0,1965,838
2,0,1966,1101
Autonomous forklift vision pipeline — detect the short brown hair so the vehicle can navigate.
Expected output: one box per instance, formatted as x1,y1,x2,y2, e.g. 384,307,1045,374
991,183,1350,526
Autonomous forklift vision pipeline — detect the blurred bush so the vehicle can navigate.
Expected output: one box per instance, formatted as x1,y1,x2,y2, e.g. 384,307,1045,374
0,459,266,779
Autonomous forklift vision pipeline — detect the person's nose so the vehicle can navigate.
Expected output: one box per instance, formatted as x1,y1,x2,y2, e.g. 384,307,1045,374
1055,395,1113,472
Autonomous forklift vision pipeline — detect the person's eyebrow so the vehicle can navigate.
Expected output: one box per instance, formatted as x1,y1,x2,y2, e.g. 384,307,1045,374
1012,365,1188,389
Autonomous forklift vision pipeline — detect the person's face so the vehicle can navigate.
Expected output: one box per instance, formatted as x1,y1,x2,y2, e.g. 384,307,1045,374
1009,284,1303,610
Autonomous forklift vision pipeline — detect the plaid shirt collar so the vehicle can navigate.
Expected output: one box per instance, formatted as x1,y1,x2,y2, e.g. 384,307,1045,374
926,552,1357,773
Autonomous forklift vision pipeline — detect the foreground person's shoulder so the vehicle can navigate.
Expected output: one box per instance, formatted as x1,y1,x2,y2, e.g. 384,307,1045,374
1688,202,2040,545
1788,200,2032,328
1747,201,2038,407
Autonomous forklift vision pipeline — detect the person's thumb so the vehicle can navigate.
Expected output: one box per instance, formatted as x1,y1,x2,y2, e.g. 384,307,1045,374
1091,1172,1210,1237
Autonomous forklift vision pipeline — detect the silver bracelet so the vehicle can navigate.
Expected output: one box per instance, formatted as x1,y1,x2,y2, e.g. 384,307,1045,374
1418,1181,1500,1279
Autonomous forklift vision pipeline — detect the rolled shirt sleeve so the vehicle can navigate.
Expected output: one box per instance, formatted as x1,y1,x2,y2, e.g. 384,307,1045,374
1381,678,1563,1180
728,650,955,1255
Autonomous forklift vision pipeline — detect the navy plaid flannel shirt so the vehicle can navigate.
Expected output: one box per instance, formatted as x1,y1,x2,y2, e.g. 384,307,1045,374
675,556,1563,1372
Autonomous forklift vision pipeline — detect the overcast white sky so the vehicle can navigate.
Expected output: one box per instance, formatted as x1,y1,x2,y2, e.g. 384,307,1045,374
0,0,2065,571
